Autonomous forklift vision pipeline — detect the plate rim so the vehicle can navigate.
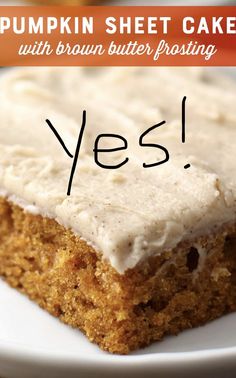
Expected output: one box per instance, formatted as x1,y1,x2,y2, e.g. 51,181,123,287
1,340,236,368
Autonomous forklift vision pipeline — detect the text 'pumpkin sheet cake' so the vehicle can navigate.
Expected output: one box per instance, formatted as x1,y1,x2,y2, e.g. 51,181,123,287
0,67,236,354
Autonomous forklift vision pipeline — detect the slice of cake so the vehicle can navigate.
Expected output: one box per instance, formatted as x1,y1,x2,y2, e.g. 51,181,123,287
0,67,236,354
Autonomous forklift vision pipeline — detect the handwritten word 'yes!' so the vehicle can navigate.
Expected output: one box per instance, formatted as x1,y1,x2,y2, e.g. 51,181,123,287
45,96,188,196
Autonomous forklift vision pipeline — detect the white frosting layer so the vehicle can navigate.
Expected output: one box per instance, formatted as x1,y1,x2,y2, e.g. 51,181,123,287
0,67,235,273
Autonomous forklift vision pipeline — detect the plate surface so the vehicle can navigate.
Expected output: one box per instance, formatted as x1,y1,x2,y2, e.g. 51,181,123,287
1,277,236,378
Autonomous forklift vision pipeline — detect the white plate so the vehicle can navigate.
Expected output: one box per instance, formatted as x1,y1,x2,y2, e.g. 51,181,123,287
1,278,236,378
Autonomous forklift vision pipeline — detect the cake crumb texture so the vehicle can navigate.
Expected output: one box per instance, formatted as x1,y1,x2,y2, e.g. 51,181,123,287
0,197,236,354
